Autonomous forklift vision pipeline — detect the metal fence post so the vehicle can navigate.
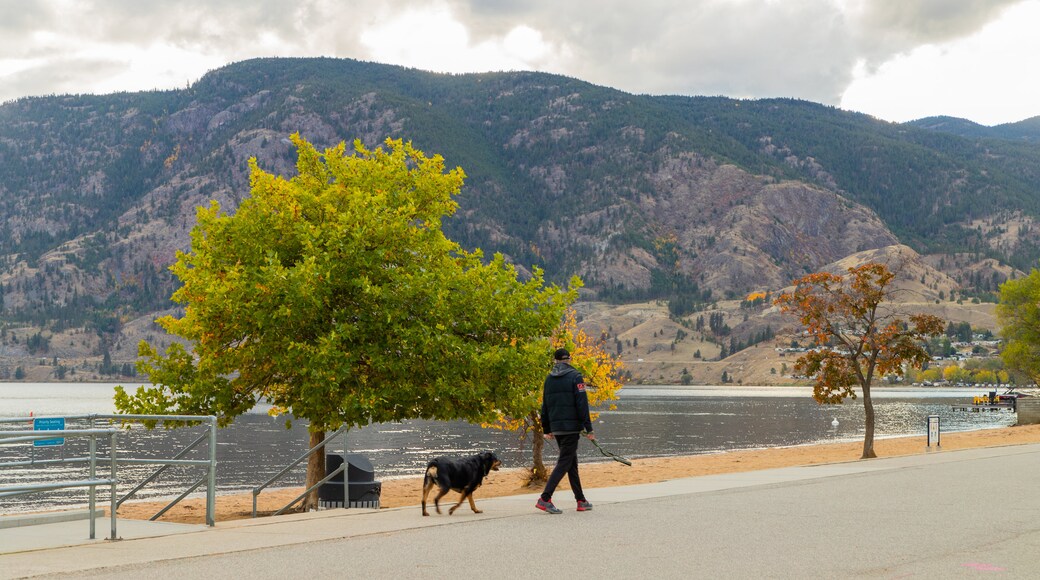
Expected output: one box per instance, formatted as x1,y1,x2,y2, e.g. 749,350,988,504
207,416,216,526
88,434,96,540
110,431,118,540
342,430,348,509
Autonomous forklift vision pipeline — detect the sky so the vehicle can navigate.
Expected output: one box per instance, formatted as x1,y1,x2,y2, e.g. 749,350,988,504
1,0,1037,126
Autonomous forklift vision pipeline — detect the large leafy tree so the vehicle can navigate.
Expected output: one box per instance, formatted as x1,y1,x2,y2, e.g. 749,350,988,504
997,268,1040,384
487,308,624,481
115,134,575,507
774,263,944,459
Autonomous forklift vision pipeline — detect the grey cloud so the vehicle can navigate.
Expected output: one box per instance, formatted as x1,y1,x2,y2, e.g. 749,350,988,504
0,0,53,32
858,0,1021,44
72,0,331,51
624,3,858,102
444,0,1030,104
5,0,373,59
845,0,1024,78
0,1,62,57
448,1,860,103
0,0,379,102
1,57,127,102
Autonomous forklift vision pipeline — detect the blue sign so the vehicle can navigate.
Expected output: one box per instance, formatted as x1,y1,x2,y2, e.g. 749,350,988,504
33,417,65,447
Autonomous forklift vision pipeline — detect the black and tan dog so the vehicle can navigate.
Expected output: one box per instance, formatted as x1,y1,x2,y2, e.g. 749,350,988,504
421,451,501,516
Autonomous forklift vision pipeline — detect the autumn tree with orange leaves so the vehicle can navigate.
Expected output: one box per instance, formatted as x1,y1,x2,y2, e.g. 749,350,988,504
775,263,944,459
487,308,624,482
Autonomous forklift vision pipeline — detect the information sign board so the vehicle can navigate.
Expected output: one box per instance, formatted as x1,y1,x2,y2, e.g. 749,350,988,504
33,417,65,447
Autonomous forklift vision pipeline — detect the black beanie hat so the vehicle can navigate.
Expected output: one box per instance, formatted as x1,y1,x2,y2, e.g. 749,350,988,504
553,348,570,361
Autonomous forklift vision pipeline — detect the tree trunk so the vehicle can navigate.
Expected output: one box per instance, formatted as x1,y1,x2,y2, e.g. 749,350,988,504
530,411,548,483
304,429,326,511
861,387,877,459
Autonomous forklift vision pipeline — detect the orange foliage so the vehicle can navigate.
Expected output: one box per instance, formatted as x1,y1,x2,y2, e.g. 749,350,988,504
774,263,945,458
550,309,625,415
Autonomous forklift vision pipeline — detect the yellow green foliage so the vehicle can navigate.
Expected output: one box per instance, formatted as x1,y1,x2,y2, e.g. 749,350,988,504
116,134,576,433
998,268,1040,385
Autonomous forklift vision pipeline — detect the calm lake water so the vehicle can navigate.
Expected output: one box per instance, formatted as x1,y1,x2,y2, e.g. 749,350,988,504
0,383,1016,514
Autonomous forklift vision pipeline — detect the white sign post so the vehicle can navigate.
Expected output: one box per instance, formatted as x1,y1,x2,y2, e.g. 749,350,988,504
926,415,940,450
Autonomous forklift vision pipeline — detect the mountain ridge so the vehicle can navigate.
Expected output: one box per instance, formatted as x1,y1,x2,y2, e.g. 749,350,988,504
0,57,1036,381
908,114,1040,143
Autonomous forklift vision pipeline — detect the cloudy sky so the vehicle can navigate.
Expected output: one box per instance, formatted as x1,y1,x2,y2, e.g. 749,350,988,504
1,0,1037,126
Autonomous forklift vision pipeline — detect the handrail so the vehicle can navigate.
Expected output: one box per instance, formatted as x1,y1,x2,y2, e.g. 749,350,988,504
151,474,209,521
252,425,348,517
115,431,209,510
0,413,218,527
272,463,345,516
0,415,96,424
0,429,115,445
0,478,118,498
93,413,218,527
0,429,119,540
0,413,215,425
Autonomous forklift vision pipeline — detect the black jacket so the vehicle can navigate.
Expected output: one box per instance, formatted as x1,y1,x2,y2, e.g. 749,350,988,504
540,362,593,435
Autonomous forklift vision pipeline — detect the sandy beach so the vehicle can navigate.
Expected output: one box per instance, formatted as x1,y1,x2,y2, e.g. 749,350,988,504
108,424,1040,524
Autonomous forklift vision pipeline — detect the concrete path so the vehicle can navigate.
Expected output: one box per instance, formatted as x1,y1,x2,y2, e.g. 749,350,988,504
3,444,1040,578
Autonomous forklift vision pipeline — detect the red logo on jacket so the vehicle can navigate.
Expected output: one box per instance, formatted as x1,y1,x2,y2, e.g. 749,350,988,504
577,382,586,392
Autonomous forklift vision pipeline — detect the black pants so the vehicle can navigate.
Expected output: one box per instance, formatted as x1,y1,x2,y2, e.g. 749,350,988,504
542,433,585,502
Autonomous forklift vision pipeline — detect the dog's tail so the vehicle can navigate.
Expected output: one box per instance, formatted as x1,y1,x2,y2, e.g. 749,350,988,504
423,463,437,487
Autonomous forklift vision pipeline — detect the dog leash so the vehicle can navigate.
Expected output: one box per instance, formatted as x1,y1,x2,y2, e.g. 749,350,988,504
583,432,632,466
548,432,633,466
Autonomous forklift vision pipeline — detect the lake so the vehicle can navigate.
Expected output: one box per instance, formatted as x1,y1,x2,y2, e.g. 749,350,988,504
0,383,1016,514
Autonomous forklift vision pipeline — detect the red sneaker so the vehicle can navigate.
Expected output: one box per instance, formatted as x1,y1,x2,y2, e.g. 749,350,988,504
536,498,562,514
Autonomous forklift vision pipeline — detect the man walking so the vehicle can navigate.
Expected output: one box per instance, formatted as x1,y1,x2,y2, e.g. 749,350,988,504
537,347,595,514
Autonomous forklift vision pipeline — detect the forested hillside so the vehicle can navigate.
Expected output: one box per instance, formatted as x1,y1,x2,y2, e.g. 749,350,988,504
1,57,1039,379
908,115,1040,144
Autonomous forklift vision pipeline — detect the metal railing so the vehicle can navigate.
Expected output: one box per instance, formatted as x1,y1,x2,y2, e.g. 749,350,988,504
0,428,119,540
252,426,348,517
0,413,217,528
100,414,217,526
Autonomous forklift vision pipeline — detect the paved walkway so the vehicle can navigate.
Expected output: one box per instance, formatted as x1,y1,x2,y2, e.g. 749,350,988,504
4,444,1040,578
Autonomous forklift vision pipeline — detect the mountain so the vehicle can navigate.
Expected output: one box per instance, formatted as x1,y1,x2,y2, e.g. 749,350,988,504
908,115,1040,144
0,57,1038,380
